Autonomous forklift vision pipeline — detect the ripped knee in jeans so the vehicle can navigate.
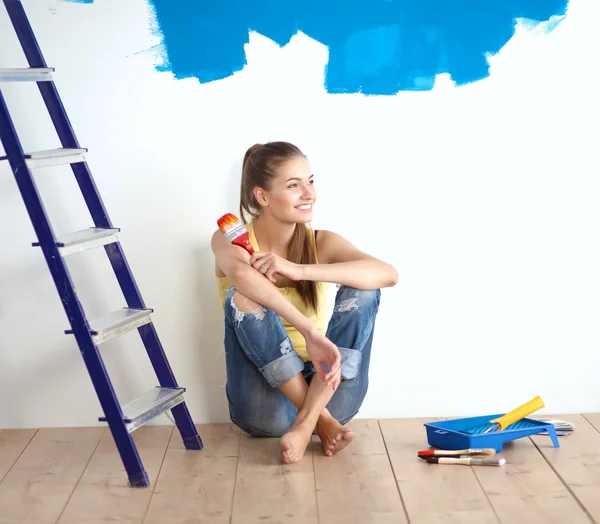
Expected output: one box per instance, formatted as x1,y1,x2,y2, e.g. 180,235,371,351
231,291,266,323
335,297,359,313
334,288,380,314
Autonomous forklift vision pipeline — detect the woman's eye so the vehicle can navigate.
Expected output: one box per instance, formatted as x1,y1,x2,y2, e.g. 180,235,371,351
288,179,314,188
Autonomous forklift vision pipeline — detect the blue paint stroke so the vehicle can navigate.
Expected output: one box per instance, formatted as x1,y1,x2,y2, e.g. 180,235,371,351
62,0,94,3
65,0,570,94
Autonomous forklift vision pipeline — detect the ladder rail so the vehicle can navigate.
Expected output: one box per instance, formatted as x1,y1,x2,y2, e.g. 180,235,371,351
3,0,202,460
4,0,146,310
4,0,202,450
0,90,150,487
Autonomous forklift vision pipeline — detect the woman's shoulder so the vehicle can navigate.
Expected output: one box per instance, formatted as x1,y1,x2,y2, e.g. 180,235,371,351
314,228,338,264
314,228,367,265
313,228,337,244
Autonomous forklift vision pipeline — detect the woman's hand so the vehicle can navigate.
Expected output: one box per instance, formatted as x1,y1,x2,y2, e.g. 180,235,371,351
250,252,303,282
304,328,342,390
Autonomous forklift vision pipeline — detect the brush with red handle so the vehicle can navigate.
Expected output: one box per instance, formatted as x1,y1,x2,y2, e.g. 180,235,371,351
217,213,254,255
417,448,496,459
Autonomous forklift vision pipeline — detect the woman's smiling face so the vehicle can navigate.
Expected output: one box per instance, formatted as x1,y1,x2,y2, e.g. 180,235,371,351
256,155,316,224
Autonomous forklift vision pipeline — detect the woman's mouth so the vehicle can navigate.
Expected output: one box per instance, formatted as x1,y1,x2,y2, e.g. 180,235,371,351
295,204,313,211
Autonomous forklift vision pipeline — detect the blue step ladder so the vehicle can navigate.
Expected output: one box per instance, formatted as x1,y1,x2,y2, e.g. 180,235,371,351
0,0,203,487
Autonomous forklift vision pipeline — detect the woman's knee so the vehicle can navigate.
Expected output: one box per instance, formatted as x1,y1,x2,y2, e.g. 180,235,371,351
231,290,267,320
225,288,277,329
334,286,381,313
225,288,305,387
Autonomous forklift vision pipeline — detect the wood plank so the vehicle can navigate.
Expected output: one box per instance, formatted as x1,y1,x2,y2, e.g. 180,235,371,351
0,427,104,524
380,417,498,524
0,429,37,482
473,437,591,523
167,422,240,455
531,414,600,522
315,419,407,524
231,433,318,524
144,423,240,524
583,413,600,432
58,426,173,524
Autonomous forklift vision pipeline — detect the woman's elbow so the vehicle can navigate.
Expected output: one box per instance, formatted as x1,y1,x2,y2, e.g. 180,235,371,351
386,264,399,287
229,263,253,284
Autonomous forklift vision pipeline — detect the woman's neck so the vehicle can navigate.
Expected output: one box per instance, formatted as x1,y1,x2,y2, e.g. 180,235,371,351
252,216,295,256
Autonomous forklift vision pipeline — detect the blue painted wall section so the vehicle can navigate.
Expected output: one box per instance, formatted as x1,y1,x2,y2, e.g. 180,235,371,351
62,0,569,94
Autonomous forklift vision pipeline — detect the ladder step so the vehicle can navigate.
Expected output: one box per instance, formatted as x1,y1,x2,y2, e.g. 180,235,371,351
33,227,120,256
0,67,54,82
99,387,186,433
24,148,87,169
65,307,153,344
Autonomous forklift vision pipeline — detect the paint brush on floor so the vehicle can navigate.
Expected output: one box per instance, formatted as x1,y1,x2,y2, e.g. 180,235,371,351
538,419,575,435
417,448,496,459
427,456,505,466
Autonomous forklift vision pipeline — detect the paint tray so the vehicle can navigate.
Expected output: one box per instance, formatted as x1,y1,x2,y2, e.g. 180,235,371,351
424,415,560,452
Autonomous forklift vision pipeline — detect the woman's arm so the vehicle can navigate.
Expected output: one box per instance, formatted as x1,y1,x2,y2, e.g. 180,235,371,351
212,229,342,387
211,230,316,335
249,230,398,290
303,230,398,289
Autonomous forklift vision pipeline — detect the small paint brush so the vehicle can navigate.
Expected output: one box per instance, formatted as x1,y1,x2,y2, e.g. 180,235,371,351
417,448,496,459
427,457,505,467
217,213,254,255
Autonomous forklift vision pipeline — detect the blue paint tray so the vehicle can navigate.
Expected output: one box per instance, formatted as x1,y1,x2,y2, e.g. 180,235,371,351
424,415,560,452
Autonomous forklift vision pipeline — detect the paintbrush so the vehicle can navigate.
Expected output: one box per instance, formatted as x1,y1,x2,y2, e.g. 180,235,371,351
217,213,254,255
427,457,505,467
417,448,496,459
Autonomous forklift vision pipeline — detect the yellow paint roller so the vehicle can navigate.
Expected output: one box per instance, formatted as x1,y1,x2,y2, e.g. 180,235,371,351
484,396,545,433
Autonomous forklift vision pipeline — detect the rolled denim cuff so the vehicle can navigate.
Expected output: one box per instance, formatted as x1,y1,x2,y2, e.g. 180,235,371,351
339,347,363,380
261,351,305,388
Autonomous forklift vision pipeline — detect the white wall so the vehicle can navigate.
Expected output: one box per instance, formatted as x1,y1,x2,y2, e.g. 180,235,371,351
1,0,599,429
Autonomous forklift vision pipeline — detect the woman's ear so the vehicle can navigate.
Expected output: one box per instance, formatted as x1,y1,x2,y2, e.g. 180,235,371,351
253,187,268,208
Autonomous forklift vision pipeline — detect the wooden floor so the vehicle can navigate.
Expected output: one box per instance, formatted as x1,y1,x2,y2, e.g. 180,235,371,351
1,415,599,524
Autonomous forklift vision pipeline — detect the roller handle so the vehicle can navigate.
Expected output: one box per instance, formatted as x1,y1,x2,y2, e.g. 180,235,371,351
490,396,545,431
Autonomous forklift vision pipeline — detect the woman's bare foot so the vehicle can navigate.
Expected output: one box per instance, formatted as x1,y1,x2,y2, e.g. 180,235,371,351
316,415,354,457
280,421,313,464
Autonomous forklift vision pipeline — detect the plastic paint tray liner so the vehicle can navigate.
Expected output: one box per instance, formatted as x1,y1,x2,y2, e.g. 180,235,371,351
424,415,560,452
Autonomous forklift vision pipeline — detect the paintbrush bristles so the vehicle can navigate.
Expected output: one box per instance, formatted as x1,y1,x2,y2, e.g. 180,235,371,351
216,212,255,255
217,212,240,232
464,448,496,456
217,213,246,241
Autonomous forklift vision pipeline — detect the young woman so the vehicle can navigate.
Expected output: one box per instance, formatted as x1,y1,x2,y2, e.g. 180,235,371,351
212,141,397,463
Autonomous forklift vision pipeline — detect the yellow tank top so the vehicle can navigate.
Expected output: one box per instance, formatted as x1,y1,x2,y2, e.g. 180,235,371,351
215,222,327,362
